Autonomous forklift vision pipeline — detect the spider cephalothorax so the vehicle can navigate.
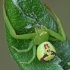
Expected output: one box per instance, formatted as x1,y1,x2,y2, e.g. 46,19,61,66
33,26,49,45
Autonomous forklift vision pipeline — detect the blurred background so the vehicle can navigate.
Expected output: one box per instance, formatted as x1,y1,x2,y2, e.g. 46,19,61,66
0,0,70,70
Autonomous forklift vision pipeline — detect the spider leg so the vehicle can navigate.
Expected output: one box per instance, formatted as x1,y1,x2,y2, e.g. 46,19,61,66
11,41,34,53
3,5,36,40
20,45,36,64
48,29,66,41
49,36,57,41
45,4,66,41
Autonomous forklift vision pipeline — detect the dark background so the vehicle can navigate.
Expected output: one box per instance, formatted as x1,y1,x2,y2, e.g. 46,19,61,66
0,0,70,70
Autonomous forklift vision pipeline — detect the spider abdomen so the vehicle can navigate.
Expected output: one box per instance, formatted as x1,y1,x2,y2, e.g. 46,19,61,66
37,42,56,62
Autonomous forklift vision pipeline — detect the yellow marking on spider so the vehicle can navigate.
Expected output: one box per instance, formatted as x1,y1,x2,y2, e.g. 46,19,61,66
40,32,47,36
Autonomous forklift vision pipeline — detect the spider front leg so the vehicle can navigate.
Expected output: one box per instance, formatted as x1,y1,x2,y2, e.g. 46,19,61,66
3,5,36,40
45,4,66,41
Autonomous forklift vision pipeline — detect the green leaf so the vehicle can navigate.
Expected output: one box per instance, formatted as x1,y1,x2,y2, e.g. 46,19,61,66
54,39,70,70
4,0,70,70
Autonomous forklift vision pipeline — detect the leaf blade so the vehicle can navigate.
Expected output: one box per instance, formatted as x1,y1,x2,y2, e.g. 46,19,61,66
4,0,70,70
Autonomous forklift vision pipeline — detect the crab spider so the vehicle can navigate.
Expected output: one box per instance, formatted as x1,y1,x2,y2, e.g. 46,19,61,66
3,4,66,64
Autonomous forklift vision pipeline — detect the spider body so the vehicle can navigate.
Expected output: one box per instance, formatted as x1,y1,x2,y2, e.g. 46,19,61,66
33,26,56,61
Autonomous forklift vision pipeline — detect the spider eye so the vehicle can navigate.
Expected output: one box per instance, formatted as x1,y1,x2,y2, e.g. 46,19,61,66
37,42,56,62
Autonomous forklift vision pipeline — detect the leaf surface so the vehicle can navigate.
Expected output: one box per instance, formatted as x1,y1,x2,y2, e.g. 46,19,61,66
4,0,70,70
